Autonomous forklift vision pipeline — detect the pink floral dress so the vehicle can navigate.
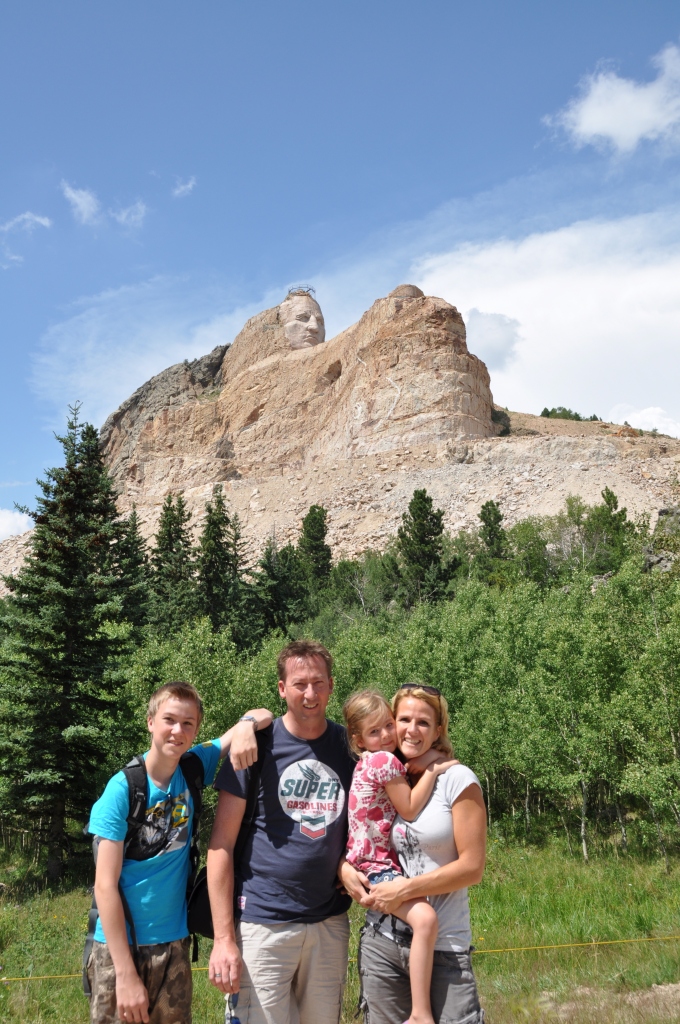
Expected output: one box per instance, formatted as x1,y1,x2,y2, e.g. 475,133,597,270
346,750,407,876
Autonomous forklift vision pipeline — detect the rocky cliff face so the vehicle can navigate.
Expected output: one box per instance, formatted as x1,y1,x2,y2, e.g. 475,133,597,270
1,286,679,590
100,286,498,512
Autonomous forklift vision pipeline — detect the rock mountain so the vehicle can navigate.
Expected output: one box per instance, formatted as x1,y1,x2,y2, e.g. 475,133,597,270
1,284,678,587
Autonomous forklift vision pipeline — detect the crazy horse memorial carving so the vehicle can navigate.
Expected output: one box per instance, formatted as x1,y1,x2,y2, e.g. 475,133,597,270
100,284,499,514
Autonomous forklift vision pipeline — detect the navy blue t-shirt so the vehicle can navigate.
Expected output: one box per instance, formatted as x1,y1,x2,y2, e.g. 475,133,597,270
214,717,355,924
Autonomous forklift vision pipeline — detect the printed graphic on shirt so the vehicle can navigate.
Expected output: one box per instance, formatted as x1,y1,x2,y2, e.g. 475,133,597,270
393,821,427,875
124,788,190,860
278,760,345,839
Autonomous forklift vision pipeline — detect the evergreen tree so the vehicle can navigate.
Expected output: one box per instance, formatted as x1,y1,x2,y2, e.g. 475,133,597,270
254,535,309,632
196,486,234,631
298,505,332,592
112,505,149,630
472,500,510,585
396,488,452,604
0,408,127,879
149,493,197,630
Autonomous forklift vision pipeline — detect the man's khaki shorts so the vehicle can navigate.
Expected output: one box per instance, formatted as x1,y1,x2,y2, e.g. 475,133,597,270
85,937,192,1024
231,913,350,1024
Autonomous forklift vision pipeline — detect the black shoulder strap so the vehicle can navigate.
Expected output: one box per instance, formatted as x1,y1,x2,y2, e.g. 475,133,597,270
180,751,205,887
122,755,149,843
233,730,267,865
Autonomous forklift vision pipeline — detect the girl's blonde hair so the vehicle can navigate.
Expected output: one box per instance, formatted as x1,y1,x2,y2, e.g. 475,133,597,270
391,685,454,758
343,689,393,757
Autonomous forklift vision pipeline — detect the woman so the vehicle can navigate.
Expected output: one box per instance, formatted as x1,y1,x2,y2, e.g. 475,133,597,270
349,683,486,1024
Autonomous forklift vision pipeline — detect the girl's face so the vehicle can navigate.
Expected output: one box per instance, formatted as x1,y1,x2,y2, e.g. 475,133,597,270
395,696,441,760
356,709,397,753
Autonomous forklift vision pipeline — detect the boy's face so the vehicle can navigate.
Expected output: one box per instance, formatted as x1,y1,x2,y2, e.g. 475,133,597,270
147,697,201,761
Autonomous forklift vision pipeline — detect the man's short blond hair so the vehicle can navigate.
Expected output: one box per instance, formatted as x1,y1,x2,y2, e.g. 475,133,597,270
147,682,204,722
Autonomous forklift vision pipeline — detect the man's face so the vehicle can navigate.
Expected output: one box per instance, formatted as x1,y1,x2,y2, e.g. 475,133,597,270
278,655,333,727
147,697,201,762
281,294,326,349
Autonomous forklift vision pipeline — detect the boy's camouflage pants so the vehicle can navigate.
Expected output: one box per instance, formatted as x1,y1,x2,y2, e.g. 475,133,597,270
86,937,192,1024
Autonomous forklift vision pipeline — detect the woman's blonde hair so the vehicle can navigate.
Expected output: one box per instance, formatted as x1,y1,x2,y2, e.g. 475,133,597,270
391,685,454,758
343,689,393,757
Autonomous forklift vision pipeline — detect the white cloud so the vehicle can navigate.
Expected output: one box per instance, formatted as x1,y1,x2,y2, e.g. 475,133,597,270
609,404,680,439
61,180,102,225
465,309,521,370
0,509,33,542
1,212,52,233
31,277,268,428
549,43,680,154
173,176,197,198
110,201,148,229
412,209,680,427
0,211,52,267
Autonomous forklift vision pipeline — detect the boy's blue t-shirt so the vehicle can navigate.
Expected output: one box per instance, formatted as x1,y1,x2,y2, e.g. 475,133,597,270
88,739,221,946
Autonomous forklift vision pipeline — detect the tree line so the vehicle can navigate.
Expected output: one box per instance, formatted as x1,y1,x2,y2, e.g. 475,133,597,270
1,407,679,877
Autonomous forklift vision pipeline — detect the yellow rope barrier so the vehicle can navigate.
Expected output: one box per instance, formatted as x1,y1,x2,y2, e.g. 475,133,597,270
3,934,680,983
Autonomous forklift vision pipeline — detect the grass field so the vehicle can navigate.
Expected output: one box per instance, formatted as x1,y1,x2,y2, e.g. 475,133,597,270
2,842,680,1022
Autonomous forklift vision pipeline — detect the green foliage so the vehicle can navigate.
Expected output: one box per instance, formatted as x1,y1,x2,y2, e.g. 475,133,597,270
149,493,197,631
396,488,456,604
0,408,136,879
541,406,600,421
298,504,332,593
254,537,309,634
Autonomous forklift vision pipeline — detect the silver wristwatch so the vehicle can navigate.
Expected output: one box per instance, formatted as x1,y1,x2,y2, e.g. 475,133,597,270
239,715,257,727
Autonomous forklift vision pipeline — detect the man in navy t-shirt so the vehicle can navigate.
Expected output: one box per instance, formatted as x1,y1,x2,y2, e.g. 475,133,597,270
207,641,367,1024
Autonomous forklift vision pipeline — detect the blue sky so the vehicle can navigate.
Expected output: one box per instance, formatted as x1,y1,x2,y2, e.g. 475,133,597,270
2,1,680,538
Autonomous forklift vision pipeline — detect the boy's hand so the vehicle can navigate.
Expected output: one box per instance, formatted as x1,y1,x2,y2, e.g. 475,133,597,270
229,721,259,770
116,966,149,1023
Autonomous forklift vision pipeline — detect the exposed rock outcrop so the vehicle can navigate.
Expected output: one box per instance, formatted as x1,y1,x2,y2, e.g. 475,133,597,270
2,287,680,591
101,289,498,511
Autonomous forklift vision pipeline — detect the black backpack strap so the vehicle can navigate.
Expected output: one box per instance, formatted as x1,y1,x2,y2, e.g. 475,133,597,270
233,730,267,865
122,755,149,846
180,750,205,887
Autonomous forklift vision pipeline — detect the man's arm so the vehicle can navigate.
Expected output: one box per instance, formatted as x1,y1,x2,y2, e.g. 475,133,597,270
217,708,273,768
94,839,150,1024
206,790,247,994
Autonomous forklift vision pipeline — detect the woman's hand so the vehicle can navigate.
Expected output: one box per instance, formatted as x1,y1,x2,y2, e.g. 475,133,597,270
367,875,412,915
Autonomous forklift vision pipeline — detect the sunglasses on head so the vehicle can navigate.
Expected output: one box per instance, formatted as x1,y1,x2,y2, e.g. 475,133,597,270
400,682,442,697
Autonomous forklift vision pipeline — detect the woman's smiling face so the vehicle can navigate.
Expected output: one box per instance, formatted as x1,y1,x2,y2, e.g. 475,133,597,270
395,696,441,759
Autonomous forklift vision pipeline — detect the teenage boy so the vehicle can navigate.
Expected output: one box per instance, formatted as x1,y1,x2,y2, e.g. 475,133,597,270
86,682,272,1024
207,641,369,1024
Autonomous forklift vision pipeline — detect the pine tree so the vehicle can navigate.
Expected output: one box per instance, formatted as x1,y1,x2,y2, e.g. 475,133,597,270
298,505,332,592
479,500,507,559
255,535,309,632
196,486,235,631
396,488,450,604
0,408,128,879
149,493,197,630
112,505,149,630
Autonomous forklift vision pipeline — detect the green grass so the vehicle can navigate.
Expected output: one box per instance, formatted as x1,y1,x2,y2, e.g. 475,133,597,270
2,842,680,1022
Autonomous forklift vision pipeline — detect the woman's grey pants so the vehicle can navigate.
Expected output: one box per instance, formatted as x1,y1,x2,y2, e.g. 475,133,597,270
358,925,484,1024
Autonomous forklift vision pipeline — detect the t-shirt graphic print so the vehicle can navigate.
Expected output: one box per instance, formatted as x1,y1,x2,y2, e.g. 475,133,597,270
124,789,190,859
278,759,345,839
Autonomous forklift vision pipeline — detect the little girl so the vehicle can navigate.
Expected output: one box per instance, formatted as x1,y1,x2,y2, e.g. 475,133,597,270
344,690,455,1024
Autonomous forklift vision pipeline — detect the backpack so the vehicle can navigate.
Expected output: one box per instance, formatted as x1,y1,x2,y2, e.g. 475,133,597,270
186,729,266,939
82,750,205,996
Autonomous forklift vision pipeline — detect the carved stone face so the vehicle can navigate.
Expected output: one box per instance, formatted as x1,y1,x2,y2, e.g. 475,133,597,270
281,293,325,349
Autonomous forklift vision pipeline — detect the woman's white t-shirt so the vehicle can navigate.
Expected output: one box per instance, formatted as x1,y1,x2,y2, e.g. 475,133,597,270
388,763,482,952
